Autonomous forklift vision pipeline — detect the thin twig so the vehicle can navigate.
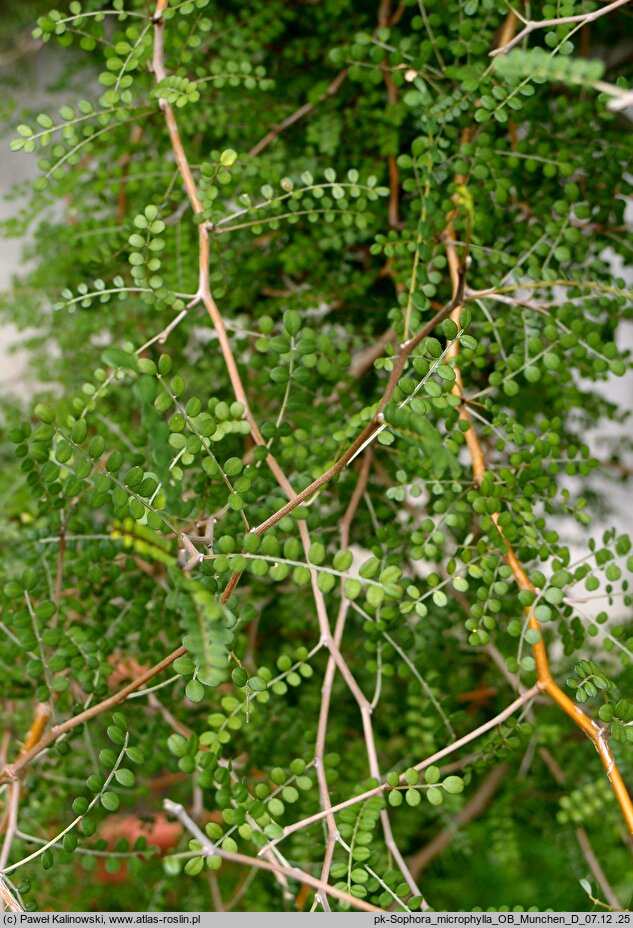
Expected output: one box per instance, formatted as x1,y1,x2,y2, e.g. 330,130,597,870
208,872,225,912
0,784,20,871
314,599,347,912
163,800,382,913
0,33,42,69
0,876,23,913
574,828,622,910
0,646,184,784
234,280,464,542
407,764,508,877
313,452,420,905
312,458,373,907
444,227,633,835
224,867,258,911
491,0,632,57
261,686,539,850
137,304,193,354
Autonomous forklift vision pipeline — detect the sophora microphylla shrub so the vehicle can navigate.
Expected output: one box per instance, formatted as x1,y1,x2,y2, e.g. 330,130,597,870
0,0,632,913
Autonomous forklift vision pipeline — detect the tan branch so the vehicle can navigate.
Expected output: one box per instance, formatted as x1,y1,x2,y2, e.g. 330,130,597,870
314,453,374,904
0,784,20,871
15,703,51,764
453,378,633,833
164,799,382,913
574,828,622,910
0,646,185,784
0,876,23,913
0,33,42,69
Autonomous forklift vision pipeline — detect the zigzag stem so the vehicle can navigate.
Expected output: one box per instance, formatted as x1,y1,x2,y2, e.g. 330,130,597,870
443,237,633,837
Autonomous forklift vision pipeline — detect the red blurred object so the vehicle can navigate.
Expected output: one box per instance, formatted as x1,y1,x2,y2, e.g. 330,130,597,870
95,813,182,883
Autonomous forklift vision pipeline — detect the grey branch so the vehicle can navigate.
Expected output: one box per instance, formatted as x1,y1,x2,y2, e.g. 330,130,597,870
491,0,632,57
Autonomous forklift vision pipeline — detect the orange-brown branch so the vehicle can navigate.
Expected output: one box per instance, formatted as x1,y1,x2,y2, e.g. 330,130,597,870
439,8,633,831
15,703,50,762
497,9,519,50
443,240,633,836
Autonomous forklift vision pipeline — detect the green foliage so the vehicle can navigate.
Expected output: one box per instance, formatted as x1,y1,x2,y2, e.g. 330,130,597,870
566,658,615,704
0,0,632,914
494,47,605,88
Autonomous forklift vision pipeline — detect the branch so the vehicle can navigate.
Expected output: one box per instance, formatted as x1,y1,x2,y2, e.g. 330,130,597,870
0,877,22,913
490,0,632,57
261,686,539,850
215,281,462,604
459,416,633,832
15,703,51,764
163,800,382,913
0,700,52,787
0,645,185,784
137,303,194,354
575,828,622,910
239,279,464,540
313,454,373,908
151,7,203,214
444,236,633,836
326,451,423,904
0,784,20,872
0,32,41,69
